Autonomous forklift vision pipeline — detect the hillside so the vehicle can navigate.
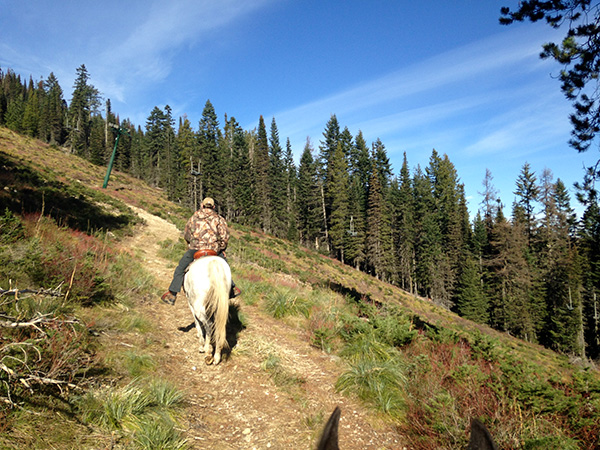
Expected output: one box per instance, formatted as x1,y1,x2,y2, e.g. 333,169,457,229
123,204,402,449
1,127,599,449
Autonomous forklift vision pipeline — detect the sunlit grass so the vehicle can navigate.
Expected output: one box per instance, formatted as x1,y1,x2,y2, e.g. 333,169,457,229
133,411,189,450
263,288,312,319
157,238,186,262
76,378,188,449
336,355,407,418
145,377,186,408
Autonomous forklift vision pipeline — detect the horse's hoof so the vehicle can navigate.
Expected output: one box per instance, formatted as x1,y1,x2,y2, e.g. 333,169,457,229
204,355,214,365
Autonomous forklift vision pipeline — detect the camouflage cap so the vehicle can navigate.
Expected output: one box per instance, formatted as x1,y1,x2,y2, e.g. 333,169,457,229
202,197,215,208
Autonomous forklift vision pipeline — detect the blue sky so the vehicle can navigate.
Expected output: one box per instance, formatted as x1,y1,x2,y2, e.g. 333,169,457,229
2,0,598,217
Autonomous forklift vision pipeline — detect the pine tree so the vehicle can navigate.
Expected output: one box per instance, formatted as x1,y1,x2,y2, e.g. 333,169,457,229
4,72,25,133
161,105,178,201
230,121,257,225
254,115,271,233
501,1,600,152
220,115,236,218
485,206,510,331
371,138,392,191
297,139,322,249
0,68,5,124
328,142,350,263
145,106,168,186
413,165,439,299
486,202,536,340
268,118,287,238
514,162,540,246
43,73,65,145
68,64,100,156
539,172,584,355
318,114,341,195
115,119,133,173
129,125,146,180
425,150,468,308
578,178,600,358
365,158,394,281
456,254,489,323
393,153,415,292
479,168,499,232
176,116,200,209
197,100,223,203
343,131,369,269
88,115,105,165
284,138,298,241
317,115,341,250
22,77,40,138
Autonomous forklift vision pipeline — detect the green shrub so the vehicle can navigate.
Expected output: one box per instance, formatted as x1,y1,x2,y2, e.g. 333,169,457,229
145,378,185,408
307,306,343,353
522,436,581,450
336,355,406,418
372,312,418,347
133,411,189,450
469,331,500,363
264,288,311,319
77,378,188,449
0,208,24,243
99,384,150,430
339,333,399,363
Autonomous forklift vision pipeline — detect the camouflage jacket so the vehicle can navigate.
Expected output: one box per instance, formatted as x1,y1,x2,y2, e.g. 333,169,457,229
183,207,229,253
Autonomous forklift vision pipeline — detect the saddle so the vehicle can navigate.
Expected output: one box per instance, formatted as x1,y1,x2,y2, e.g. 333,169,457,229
193,249,218,259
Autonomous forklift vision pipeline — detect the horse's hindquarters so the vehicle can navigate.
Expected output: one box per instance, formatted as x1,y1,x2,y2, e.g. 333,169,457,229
184,256,232,365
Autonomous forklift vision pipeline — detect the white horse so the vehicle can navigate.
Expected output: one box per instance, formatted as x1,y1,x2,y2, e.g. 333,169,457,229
183,255,232,365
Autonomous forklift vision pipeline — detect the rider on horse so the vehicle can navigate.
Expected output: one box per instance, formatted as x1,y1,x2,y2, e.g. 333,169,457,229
161,197,241,305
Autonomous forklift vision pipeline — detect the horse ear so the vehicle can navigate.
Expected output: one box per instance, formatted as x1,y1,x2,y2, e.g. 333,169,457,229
468,418,498,450
316,406,341,450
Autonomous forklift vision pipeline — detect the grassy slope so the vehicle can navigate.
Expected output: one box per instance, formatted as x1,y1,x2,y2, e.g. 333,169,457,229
1,127,599,449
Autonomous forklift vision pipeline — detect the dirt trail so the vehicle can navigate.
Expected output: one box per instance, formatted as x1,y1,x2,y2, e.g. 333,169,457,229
125,206,404,449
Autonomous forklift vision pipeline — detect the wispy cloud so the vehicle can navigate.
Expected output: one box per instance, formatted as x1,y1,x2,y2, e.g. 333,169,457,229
273,24,564,153
1,0,277,105
93,0,276,102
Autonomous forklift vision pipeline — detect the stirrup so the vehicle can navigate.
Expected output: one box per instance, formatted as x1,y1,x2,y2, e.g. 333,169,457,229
161,291,176,305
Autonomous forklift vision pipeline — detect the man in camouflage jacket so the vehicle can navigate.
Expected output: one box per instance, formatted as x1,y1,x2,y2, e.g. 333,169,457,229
184,197,229,254
161,197,240,305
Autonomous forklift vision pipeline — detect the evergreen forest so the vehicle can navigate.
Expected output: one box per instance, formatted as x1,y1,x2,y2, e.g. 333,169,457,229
2,63,600,361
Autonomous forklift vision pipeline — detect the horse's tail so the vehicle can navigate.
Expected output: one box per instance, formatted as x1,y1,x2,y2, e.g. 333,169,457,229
205,258,230,352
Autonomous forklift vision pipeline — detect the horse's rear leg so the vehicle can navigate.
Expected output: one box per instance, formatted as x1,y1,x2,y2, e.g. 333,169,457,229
187,302,206,350
203,325,215,364
212,345,222,365
192,308,214,361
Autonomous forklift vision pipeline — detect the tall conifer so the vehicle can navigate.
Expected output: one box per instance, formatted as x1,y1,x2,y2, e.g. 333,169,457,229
68,64,100,156
329,142,350,262
394,153,416,292
197,100,222,203
284,138,299,241
254,115,271,233
269,118,287,238
43,73,65,145
297,140,322,248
